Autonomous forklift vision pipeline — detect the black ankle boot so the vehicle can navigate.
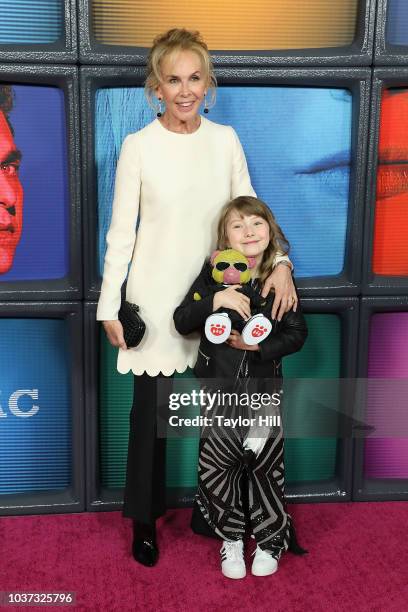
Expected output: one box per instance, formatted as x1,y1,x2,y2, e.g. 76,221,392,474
132,520,159,567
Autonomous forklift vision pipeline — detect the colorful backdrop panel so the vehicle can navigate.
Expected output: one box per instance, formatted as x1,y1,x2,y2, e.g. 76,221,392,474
372,88,408,277
0,84,70,281
364,312,408,479
0,0,64,44
98,332,200,489
95,86,352,280
283,314,341,483
385,0,408,47
90,0,358,50
0,318,71,494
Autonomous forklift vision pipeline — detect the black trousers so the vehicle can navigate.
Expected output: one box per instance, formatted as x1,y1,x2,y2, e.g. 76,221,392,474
122,372,173,525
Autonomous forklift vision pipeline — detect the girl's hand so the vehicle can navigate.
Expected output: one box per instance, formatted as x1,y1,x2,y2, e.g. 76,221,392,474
213,286,251,320
226,329,259,351
262,264,297,321
102,320,127,350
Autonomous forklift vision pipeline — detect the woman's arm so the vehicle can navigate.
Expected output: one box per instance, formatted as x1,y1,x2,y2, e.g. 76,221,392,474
96,134,141,322
230,127,257,199
262,263,298,321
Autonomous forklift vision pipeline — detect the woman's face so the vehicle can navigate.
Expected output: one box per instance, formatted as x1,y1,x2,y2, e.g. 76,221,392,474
155,50,208,124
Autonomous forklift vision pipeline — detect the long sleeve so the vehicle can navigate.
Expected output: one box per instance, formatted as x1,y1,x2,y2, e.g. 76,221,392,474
96,134,141,321
273,251,293,270
230,126,257,199
257,308,308,362
173,264,215,335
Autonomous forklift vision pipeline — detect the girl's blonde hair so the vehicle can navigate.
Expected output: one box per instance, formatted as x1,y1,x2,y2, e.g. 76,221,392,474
145,28,217,113
217,196,290,285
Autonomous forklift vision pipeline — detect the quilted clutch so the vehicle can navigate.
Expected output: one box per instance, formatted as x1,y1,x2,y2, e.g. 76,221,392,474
118,282,146,348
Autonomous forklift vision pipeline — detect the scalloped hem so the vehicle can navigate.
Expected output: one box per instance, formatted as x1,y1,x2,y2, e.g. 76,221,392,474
116,359,196,377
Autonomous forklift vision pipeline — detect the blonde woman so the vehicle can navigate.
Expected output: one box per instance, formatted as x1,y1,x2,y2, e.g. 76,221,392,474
97,28,297,567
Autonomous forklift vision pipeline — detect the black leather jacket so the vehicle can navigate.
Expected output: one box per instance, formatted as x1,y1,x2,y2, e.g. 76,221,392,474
173,260,308,381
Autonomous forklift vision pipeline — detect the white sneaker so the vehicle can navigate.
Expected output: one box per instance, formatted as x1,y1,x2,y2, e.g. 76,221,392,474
251,545,279,576
242,314,272,346
205,313,232,344
220,540,246,579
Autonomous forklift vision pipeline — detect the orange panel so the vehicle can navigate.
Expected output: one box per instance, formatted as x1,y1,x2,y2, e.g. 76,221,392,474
91,0,358,50
373,90,408,276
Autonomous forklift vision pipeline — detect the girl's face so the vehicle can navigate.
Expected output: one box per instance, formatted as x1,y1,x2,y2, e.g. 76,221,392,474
155,50,207,125
225,211,270,263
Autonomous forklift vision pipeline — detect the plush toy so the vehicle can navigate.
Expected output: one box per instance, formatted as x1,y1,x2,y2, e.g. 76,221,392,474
202,249,273,345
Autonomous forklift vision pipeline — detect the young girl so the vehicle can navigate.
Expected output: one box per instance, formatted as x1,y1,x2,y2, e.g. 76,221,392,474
173,196,308,579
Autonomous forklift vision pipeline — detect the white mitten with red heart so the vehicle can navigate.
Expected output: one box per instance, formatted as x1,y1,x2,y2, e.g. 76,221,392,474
242,314,272,346
204,313,232,344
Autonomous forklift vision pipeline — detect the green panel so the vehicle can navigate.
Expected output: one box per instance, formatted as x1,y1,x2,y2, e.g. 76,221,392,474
99,333,201,489
283,314,341,483
165,369,201,488
99,314,341,490
99,332,133,488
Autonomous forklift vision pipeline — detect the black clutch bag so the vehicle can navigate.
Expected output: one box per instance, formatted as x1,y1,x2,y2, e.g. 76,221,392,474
118,281,146,348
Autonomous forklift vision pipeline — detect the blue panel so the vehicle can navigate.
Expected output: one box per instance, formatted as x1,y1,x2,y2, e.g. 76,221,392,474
95,88,150,274
213,87,352,277
0,0,63,44
0,319,71,494
386,0,408,46
95,86,351,277
1,85,70,281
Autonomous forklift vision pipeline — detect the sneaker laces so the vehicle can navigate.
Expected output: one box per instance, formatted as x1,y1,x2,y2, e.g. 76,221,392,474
222,540,243,562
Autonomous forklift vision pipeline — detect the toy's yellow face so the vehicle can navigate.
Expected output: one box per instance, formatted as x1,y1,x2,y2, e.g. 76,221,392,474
212,249,251,284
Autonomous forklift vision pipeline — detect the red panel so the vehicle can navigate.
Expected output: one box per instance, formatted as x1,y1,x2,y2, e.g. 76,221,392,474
373,89,408,276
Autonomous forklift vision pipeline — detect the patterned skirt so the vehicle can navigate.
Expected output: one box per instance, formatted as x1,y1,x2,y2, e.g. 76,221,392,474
195,382,307,560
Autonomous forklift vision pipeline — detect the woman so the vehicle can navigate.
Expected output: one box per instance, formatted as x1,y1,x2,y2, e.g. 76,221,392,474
97,28,297,567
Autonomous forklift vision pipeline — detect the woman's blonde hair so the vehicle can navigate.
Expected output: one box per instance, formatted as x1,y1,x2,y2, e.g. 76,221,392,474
217,196,290,285
145,28,217,113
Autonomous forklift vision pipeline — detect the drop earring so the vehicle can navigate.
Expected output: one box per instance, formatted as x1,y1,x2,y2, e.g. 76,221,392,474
203,93,209,114
157,98,163,117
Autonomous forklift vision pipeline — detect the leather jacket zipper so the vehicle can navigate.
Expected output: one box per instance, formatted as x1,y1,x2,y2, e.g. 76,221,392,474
198,348,210,366
235,350,247,382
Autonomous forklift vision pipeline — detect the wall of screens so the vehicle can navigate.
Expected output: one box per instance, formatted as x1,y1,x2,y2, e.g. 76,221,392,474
1,0,408,515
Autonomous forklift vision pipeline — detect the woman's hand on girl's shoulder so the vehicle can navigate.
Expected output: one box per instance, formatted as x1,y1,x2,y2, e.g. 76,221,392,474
102,320,127,350
262,264,298,321
213,286,251,320
226,329,259,351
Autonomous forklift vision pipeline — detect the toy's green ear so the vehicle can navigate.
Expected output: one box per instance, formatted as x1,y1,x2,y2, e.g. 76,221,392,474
193,292,202,301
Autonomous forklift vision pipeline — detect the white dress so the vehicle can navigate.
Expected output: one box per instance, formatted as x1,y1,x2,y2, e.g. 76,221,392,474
96,116,288,376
